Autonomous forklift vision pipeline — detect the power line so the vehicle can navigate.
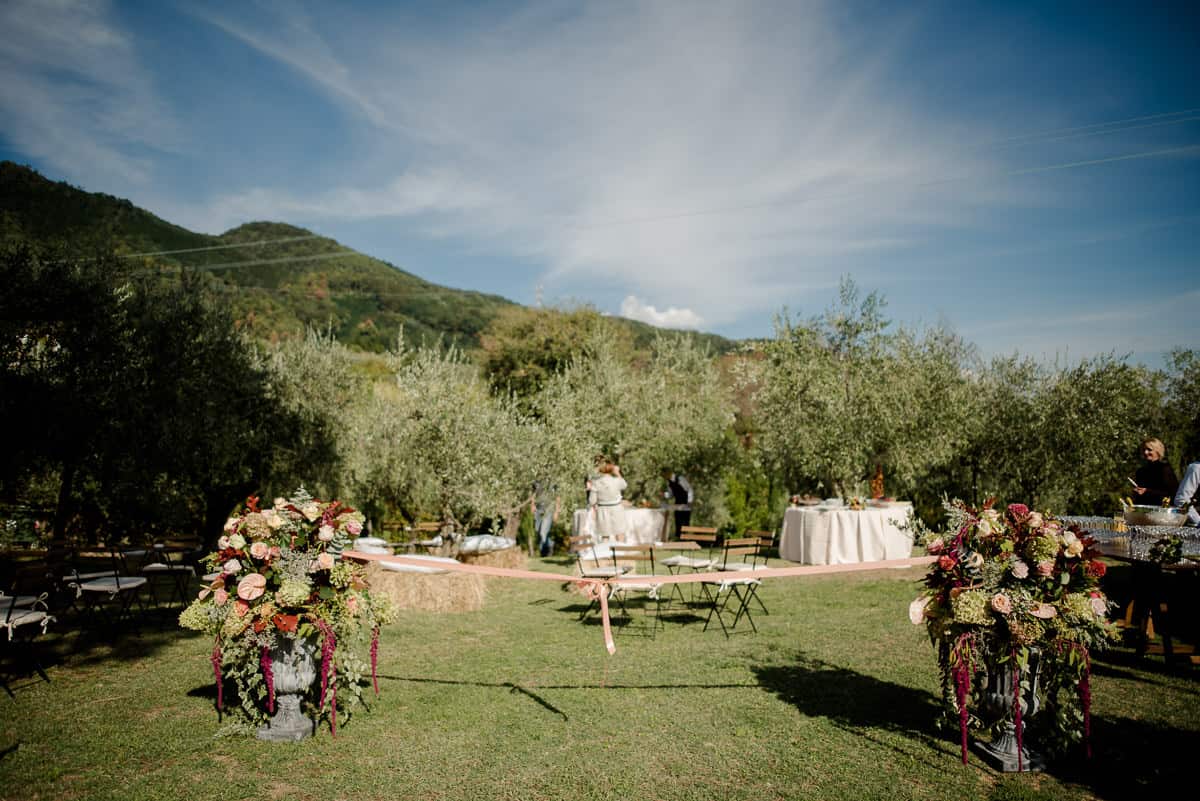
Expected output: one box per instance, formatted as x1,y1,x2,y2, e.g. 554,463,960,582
121,234,324,258
977,107,1200,150
135,249,355,275
568,144,1200,230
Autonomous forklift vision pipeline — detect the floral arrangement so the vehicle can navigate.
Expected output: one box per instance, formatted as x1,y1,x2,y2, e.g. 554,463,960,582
180,489,394,735
909,499,1118,764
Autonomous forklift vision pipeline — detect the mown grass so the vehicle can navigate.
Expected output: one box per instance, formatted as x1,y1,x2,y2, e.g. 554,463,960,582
1,558,1197,801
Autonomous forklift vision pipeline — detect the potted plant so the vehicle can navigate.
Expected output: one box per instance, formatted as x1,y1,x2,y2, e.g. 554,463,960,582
910,499,1118,771
179,489,394,739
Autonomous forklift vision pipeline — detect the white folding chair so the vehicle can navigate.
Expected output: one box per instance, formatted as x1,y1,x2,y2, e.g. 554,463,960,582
701,537,764,637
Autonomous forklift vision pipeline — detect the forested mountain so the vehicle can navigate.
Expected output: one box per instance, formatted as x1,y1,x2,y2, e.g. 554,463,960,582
0,161,733,353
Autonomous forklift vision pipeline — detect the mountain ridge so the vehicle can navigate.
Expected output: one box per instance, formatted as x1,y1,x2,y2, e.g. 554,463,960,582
0,161,733,353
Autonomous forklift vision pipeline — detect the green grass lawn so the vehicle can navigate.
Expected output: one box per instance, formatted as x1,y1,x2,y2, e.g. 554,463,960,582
2,558,1197,801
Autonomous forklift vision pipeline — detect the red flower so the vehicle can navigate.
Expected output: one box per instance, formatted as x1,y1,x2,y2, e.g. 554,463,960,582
1086,560,1107,578
273,614,299,633
1006,503,1030,527
938,554,958,571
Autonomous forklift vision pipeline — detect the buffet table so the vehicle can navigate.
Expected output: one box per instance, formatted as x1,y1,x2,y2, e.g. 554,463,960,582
572,507,670,545
779,504,914,565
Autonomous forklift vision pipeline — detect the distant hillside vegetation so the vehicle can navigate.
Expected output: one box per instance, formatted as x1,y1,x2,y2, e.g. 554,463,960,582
0,161,734,354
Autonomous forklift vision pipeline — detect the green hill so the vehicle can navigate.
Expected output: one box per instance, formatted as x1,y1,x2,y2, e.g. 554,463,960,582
0,161,734,354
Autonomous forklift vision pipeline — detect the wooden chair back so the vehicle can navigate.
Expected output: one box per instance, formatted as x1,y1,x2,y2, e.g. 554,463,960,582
745,530,775,564
714,537,760,569
678,525,718,547
610,544,657,576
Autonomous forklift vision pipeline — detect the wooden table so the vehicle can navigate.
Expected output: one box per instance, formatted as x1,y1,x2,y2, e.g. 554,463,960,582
1096,542,1200,663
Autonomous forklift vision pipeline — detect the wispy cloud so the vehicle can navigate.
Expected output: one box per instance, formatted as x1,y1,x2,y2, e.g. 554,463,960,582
0,0,178,185
620,296,703,330
180,0,1019,326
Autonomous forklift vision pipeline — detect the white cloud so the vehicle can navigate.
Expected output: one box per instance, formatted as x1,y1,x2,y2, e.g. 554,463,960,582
175,0,1017,326
0,0,179,186
619,296,704,330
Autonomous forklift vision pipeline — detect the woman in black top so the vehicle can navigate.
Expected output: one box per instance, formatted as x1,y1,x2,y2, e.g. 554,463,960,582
1133,438,1179,505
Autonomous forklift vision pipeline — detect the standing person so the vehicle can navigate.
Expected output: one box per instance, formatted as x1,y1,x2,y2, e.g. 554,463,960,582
1173,458,1200,526
591,459,628,542
530,480,560,557
660,468,694,537
1132,438,1179,506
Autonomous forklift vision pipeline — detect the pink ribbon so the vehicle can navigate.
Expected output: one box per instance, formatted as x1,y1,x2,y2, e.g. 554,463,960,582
343,550,936,655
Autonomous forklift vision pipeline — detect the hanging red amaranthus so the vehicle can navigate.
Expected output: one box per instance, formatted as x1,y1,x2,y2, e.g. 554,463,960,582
261,646,275,714
1055,640,1093,758
211,642,224,711
370,626,380,696
315,618,338,733
951,632,975,764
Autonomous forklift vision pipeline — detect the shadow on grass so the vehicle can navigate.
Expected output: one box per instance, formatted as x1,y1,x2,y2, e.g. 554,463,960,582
1047,714,1200,798
380,673,764,723
752,653,943,740
15,608,201,675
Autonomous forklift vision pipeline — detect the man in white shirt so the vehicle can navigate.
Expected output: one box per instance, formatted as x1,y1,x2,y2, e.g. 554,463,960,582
1173,460,1200,526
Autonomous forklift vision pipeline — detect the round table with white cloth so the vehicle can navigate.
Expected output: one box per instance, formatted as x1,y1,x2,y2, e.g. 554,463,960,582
572,507,670,545
779,504,914,564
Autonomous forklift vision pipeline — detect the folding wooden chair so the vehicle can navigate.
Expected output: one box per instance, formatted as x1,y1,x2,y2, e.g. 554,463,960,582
608,545,664,636
138,538,200,610
74,549,149,635
659,525,717,606
701,537,764,637
1,560,55,695
570,535,628,622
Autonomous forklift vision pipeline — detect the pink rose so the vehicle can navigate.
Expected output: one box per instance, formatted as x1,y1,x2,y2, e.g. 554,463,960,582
908,596,929,625
222,558,242,575
218,535,231,550
346,520,363,536
1030,603,1058,619
1036,560,1055,577
1089,594,1108,616
214,588,229,606
990,593,1012,614
249,541,270,560
237,573,267,602
269,545,282,559
318,525,335,542
317,552,335,570
926,538,944,555
1010,560,1030,579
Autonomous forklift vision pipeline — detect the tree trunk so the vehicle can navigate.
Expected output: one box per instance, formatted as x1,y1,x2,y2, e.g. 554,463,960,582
201,482,254,551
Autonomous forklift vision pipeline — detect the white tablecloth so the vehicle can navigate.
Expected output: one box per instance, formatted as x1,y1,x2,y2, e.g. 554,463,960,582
779,505,914,565
572,507,670,545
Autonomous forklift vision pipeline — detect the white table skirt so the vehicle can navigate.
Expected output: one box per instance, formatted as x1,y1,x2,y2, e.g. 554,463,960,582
779,506,914,565
573,507,670,545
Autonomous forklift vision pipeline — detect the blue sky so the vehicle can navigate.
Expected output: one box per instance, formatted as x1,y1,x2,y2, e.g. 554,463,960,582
1,0,1197,365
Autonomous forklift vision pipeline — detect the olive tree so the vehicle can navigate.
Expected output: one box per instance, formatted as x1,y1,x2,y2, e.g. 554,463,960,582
536,330,737,514
741,279,976,501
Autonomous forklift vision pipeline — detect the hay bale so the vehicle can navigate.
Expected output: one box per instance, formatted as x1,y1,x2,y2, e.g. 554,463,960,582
458,546,526,571
364,561,485,613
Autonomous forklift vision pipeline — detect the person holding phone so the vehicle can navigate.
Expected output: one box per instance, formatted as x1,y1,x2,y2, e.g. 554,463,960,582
1132,438,1179,506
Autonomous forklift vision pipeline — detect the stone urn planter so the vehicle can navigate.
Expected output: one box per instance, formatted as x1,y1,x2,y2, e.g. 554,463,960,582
973,650,1045,772
257,636,318,742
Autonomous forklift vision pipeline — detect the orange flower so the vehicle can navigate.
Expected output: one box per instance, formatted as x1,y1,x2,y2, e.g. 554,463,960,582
272,614,299,633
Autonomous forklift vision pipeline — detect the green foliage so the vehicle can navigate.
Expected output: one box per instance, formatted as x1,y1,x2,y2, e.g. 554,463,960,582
0,244,330,545
743,278,976,503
